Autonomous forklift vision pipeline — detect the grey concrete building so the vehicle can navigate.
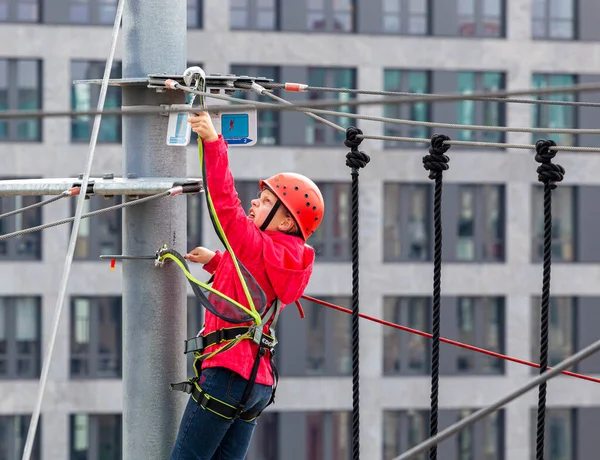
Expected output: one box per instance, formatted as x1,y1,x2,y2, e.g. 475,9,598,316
2,0,600,459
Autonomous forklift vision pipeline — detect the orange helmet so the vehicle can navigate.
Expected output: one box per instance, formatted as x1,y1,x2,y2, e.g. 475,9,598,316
259,172,324,241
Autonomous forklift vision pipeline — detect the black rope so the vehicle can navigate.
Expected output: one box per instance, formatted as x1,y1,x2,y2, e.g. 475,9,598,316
344,126,370,460
534,139,565,460
422,133,451,460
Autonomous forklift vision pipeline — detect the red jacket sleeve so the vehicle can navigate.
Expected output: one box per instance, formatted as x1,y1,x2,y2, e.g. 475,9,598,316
201,136,264,263
202,250,222,274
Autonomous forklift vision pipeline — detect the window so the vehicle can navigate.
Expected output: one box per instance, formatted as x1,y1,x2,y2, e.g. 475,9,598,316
68,0,118,25
70,414,122,460
306,68,356,146
0,0,39,22
306,68,355,146
456,184,504,262
70,297,122,378
230,65,280,145
383,70,430,147
306,412,351,460
383,410,429,460
532,0,575,40
307,0,354,32
458,0,503,37
456,410,504,460
531,74,576,146
384,183,504,263
0,297,41,379
230,0,277,30
383,297,430,375
71,60,122,143
531,297,575,370
0,415,40,459
0,193,42,260
384,410,503,460
383,183,431,262
456,297,504,374
188,0,202,28
530,409,575,460
246,413,278,460
457,72,505,144
531,185,575,262
0,59,41,142
382,0,428,35
309,183,351,262
383,297,504,376
72,196,121,260
305,296,351,376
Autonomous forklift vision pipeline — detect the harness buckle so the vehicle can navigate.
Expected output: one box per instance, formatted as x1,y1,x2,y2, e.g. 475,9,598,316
249,324,263,346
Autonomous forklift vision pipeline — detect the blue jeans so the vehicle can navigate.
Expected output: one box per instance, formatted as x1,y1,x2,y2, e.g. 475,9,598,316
170,367,273,460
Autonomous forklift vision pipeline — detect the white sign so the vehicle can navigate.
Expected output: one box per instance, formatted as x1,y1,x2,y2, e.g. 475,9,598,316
166,104,192,146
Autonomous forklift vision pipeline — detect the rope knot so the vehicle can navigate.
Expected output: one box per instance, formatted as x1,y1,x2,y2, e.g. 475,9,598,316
422,133,451,179
534,139,565,189
344,126,364,150
346,150,371,170
345,126,370,170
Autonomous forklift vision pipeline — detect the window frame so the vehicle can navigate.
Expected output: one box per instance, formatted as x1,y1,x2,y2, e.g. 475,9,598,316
187,0,203,29
71,60,122,143
0,296,41,379
383,182,432,262
70,413,122,460
0,190,42,261
70,296,122,379
0,0,40,22
532,0,577,40
455,71,506,145
531,184,576,262
454,183,505,263
383,69,431,148
306,0,355,33
71,195,122,260
531,296,577,371
230,0,278,30
457,0,505,38
305,67,356,146
0,58,42,142
381,0,429,35
382,297,431,375
0,414,41,459
531,73,578,146
230,64,281,145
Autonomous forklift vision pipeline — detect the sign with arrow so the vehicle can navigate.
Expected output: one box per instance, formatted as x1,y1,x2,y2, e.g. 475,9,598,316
210,107,258,147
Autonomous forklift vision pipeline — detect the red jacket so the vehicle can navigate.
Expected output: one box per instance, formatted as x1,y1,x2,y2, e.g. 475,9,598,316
199,135,315,385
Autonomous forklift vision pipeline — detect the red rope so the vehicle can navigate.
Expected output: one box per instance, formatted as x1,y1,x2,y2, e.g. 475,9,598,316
301,295,600,385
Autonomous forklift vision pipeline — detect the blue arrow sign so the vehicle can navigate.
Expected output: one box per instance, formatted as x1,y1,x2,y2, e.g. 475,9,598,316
226,137,254,145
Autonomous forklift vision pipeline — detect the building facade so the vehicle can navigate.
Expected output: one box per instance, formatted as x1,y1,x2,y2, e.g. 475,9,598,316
2,0,600,459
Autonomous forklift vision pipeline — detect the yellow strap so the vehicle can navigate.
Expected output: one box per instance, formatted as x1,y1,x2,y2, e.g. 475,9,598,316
197,141,261,326
160,252,257,320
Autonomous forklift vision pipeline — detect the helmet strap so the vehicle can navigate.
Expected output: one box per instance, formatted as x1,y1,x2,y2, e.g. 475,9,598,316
260,200,282,232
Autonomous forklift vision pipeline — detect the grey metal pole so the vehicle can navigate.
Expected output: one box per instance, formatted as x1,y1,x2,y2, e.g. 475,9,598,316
121,2,188,459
